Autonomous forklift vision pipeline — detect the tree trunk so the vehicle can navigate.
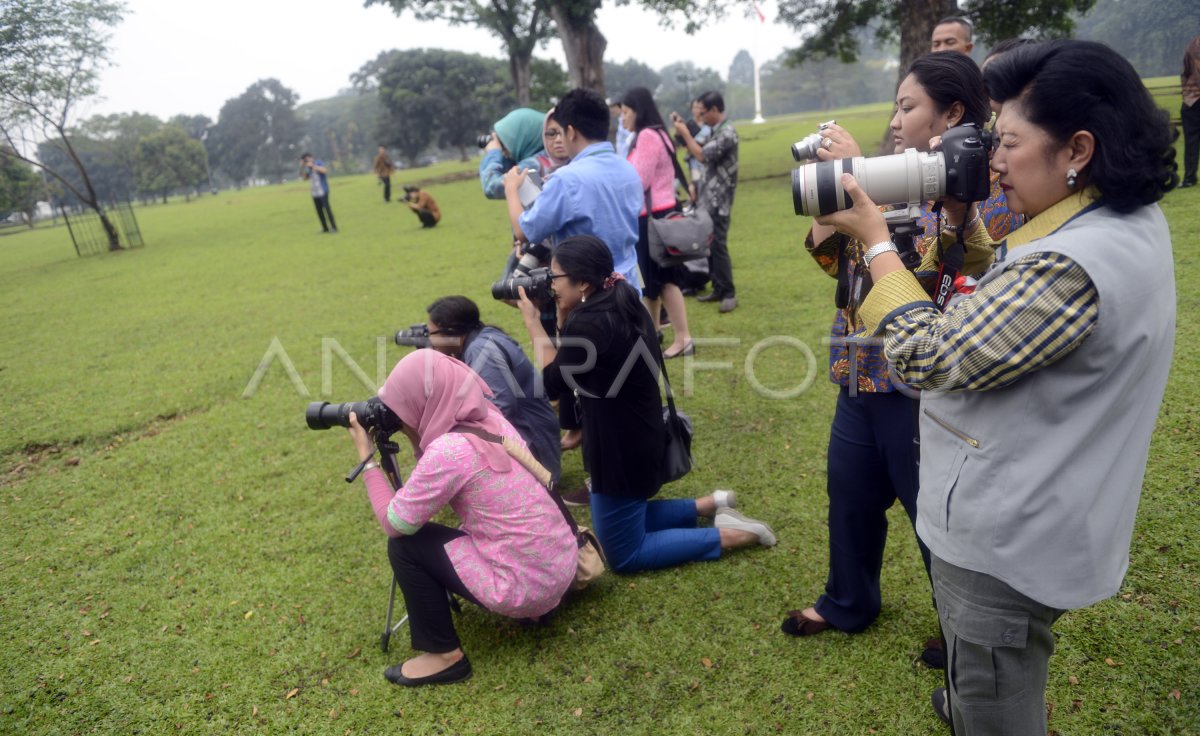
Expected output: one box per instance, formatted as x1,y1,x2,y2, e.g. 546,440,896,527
549,2,607,96
898,0,958,87
877,0,958,152
99,210,120,251
510,48,533,107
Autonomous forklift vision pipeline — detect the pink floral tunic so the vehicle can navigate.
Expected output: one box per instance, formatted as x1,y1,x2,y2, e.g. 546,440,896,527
363,420,577,618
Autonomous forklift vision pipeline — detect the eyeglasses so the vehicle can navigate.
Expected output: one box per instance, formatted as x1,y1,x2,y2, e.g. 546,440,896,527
544,129,564,139
548,272,570,281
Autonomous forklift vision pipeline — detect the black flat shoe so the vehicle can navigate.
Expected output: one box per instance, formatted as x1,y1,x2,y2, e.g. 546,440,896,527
663,340,694,359
384,655,472,687
780,610,831,637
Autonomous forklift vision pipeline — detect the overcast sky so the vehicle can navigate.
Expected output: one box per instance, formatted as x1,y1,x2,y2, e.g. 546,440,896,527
88,0,803,122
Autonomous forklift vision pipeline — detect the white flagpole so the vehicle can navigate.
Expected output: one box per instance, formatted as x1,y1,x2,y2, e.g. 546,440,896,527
752,1,766,123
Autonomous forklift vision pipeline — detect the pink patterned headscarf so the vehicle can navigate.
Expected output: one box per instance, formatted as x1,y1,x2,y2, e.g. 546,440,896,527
377,350,512,473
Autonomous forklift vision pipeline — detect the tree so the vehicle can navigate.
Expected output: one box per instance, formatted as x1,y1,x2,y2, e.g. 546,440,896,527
297,94,381,174
729,49,755,87
604,58,662,100
654,61,723,122
135,126,206,203
367,1,554,106
168,114,213,142
77,112,163,202
1072,0,1197,78
776,0,1096,89
0,0,127,250
373,49,515,165
0,146,41,227
209,79,301,186
550,1,727,96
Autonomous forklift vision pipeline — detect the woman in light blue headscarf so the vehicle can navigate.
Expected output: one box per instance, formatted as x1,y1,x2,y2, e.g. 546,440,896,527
479,108,563,199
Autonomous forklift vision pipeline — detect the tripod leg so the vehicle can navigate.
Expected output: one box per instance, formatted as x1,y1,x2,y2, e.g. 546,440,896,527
381,576,409,652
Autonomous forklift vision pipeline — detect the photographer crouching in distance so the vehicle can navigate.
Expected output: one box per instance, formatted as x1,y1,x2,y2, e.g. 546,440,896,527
816,40,1176,733
317,349,578,687
409,295,561,484
401,185,440,228
517,235,777,573
781,52,1019,670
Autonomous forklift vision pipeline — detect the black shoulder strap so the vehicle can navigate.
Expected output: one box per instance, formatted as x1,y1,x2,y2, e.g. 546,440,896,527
653,128,690,192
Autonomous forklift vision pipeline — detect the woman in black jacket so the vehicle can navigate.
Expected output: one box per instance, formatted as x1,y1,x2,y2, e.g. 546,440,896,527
517,235,775,572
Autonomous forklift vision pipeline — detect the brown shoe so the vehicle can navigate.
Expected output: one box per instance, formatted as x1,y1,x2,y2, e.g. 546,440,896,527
780,609,831,637
560,479,591,507
920,636,946,669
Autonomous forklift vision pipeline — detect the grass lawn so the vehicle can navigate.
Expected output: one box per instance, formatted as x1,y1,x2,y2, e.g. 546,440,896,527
1,103,1197,735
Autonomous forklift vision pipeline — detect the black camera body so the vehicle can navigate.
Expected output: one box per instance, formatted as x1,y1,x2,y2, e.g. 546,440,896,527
306,396,404,436
492,266,553,302
938,123,993,205
395,323,431,348
477,133,493,149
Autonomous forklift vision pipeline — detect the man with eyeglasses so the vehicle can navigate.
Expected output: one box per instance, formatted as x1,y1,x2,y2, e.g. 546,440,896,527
502,88,643,290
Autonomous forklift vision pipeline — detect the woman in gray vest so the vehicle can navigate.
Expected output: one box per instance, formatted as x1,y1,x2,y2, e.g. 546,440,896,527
816,40,1177,735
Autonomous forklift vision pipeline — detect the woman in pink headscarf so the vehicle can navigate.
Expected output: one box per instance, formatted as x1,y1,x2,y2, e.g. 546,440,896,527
345,349,577,688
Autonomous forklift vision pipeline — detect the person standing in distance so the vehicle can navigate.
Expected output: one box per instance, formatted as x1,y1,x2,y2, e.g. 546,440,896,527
1180,35,1200,188
299,152,337,234
373,145,395,202
672,91,739,313
930,16,974,54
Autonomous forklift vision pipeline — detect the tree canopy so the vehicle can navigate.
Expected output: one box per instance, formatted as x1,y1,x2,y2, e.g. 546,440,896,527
777,0,1097,88
209,79,302,186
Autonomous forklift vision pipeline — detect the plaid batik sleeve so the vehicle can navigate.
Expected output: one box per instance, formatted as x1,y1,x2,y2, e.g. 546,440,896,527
869,251,1099,392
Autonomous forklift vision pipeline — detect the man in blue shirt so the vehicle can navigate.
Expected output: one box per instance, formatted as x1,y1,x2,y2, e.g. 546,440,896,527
299,152,337,233
503,89,642,290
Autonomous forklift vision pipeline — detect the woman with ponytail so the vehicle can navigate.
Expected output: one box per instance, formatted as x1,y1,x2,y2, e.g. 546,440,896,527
517,235,776,573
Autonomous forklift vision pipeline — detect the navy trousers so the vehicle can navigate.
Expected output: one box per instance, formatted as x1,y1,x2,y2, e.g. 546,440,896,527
814,387,930,632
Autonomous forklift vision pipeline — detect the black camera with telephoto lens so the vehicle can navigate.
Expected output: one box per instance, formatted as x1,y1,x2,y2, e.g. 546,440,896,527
492,266,553,303
306,396,404,435
394,323,431,348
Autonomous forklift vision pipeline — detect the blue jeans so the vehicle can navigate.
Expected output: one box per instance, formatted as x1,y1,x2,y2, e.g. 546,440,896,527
589,492,721,573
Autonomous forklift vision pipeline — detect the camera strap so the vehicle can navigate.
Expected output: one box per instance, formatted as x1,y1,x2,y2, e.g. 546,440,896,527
933,203,968,313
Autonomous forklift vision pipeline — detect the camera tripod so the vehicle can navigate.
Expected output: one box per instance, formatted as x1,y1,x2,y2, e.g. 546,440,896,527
344,431,413,653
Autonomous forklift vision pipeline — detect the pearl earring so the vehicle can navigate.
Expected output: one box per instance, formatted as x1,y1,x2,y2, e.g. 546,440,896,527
1066,167,1078,189
580,290,587,303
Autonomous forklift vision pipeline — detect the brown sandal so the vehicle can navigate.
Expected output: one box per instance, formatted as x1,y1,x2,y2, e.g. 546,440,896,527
780,609,831,637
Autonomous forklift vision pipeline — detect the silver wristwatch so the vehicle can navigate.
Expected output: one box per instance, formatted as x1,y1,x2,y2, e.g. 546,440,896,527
863,240,898,267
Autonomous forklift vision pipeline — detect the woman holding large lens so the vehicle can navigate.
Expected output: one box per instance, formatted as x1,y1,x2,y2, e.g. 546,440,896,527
346,349,578,687
517,235,777,572
620,87,696,359
781,52,1020,650
818,40,1176,734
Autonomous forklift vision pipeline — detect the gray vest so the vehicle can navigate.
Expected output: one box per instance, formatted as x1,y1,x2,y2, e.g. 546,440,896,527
915,203,1175,609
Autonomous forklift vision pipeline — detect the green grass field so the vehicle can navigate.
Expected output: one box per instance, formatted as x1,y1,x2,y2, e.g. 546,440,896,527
1,105,1197,735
